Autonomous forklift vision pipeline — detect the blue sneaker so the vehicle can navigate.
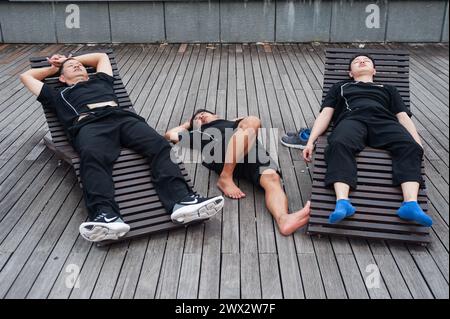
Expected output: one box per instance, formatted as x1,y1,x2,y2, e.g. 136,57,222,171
281,128,311,149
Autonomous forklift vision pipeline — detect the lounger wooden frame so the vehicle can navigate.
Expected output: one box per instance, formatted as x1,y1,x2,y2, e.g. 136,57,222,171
306,48,430,245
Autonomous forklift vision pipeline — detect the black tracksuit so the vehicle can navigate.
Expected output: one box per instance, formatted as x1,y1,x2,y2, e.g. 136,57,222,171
321,80,424,190
38,73,192,219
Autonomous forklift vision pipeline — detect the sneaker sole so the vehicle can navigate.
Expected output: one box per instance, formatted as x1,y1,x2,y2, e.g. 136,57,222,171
280,139,306,150
79,221,131,242
171,196,224,225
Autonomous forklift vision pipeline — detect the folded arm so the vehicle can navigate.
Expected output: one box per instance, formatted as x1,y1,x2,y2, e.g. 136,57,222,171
20,52,113,96
164,121,191,143
20,65,59,96
73,52,113,76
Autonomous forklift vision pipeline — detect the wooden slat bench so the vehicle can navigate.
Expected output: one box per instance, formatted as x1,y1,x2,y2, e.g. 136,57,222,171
30,49,198,245
306,48,431,245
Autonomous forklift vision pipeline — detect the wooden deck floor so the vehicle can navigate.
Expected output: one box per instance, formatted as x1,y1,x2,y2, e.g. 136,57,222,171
0,43,448,299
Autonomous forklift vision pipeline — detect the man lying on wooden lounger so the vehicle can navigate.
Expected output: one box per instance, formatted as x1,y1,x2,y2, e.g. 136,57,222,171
20,53,224,242
300,54,432,227
165,111,311,236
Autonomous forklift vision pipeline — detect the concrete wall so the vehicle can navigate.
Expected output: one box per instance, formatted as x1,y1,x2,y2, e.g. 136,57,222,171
0,0,448,43
330,0,388,42
441,0,449,42
165,1,220,42
387,0,447,42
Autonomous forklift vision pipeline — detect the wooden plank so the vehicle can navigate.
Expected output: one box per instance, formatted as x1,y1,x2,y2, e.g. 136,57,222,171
132,45,176,115
0,43,447,301
369,241,412,298
388,242,434,299
47,233,92,299
259,253,283,298
90,241,129,299
156,228,186,299
26,207,87,299
198,173,222,299
308,226,430,244
68,245,109,299
134,232,167,299
296,253,326,299
236,46,261,299
0,166,76,297
409,246,449,299
348,238,391,299
256,44,306,298
176,253,202,298
112,237,149,299
0,144,53,223
334,252,370,299
239,183,262,299
220,253,240,299
313,237,348,298
5,187,80,299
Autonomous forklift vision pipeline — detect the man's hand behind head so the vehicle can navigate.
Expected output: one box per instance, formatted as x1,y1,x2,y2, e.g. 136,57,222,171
46,54,72,68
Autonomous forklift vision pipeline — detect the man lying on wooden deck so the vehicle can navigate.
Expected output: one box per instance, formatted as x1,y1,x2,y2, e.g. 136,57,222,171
20,53,224,243
165,111,311,236
293,54,432,227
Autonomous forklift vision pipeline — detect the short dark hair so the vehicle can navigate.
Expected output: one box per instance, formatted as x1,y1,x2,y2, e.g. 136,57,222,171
189,109,215,130
348,54,376,71
58,57,77,76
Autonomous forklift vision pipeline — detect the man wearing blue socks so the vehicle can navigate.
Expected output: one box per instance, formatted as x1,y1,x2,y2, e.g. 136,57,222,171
302,54,432,227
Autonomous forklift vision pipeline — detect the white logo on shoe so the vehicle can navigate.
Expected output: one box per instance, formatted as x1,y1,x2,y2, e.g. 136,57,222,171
180,198,199,205
104,216,118,222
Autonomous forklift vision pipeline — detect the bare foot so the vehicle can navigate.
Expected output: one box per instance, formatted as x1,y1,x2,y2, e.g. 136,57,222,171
217,175,246,199
278,201,311,236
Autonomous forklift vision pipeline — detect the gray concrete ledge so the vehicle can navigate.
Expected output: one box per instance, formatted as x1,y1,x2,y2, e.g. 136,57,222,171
0,1,448,43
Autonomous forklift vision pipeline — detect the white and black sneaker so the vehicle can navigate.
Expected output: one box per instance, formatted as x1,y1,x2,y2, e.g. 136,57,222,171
79,211,130,242
171,194,224,225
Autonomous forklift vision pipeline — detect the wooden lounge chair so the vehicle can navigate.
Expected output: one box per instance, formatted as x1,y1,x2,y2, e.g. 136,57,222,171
307,48,431,245
29,49,198,245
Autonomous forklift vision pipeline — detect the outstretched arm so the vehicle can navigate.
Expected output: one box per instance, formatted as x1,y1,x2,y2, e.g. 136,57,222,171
164,121,191,143
396,112,423,147
303,107,334,162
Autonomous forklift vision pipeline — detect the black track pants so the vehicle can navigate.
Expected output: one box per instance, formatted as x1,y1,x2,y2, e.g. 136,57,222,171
324,116,424,190
73,113,192,219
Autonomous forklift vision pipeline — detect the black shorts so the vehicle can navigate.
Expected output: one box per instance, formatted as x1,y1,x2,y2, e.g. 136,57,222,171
204,142,281,187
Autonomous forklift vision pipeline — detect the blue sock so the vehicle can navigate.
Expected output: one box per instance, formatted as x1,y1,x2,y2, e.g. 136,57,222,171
329,199,356,224
397,201,433,227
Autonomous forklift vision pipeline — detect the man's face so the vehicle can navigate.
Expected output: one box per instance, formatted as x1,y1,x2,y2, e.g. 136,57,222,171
59,59,89,85
349,56,376,78
193,111,218,128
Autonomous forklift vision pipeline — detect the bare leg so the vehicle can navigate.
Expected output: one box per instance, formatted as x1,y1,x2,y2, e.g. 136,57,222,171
259,170,311,236
334,182,351,200
218,116,261,199
401,181,419,201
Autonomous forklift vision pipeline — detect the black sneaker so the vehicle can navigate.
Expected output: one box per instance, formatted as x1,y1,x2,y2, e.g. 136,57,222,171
79,211,130,242
171,194,224,224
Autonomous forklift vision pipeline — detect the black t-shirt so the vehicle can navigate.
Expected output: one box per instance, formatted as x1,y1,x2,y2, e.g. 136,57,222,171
37,72,119,137
320,80,411,125
178,119,241,168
